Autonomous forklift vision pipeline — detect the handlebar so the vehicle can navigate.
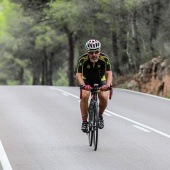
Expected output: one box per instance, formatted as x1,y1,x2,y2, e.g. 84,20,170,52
79,84,113,100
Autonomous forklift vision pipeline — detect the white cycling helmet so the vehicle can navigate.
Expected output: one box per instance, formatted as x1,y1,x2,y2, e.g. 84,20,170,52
85,39,101,50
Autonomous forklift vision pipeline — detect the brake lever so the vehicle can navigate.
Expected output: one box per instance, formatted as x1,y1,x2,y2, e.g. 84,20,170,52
109,84,113,100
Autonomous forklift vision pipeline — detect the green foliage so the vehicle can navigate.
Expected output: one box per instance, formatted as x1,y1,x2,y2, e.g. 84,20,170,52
0,0,170,86
0,13,6,40
53,66,69,86
0,0,34,85
125,0,145,11
33,25,56,49
0,0,8,40
46,0,81,31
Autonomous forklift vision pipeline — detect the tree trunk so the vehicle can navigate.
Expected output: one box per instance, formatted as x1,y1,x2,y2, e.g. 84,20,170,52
119,10,129,73
41,49,53,85
46,52,54,85
131,10,141,70
112,31,122,75
41,49,46,85
67,32,74,86
32,57,41,85
18,67,24,85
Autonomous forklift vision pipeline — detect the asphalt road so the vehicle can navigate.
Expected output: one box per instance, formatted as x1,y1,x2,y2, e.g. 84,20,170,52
0,86,170,170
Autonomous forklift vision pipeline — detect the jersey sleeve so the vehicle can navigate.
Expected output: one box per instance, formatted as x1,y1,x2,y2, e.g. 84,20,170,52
105,57,112,71
76,58,83,73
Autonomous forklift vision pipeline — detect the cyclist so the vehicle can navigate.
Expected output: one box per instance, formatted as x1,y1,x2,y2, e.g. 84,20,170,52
76,39,113,132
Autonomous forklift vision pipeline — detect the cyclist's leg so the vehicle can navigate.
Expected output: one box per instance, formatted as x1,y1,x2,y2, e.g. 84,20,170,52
98,91,108,115
98,81,109,116
80,79,90,132
98,81,108,129
80,79,91,120
80,90,90,121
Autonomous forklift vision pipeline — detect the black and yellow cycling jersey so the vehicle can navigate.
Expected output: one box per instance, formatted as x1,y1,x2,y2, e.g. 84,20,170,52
76,52,112,86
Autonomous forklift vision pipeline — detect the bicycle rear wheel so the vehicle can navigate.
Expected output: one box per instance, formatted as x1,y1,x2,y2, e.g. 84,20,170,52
92,102,99,151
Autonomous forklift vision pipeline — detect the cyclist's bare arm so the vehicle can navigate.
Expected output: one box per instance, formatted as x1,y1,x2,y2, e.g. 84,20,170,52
76,73,85,85
80,84,112,100
106,71,113,86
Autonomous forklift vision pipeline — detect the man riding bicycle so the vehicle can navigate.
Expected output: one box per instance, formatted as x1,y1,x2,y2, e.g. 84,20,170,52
76,39,113,133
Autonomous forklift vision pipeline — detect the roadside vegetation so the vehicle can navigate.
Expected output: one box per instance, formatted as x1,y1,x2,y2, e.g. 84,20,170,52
0,0,170,86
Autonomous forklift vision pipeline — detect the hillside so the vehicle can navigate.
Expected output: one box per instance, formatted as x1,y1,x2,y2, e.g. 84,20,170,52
126,56,170,98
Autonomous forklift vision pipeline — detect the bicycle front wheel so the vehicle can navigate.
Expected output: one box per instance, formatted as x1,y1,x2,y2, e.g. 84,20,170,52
87,110,93,146
92,102,99,151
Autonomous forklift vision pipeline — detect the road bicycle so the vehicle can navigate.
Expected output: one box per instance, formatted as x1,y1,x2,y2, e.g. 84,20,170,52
80,84,112,151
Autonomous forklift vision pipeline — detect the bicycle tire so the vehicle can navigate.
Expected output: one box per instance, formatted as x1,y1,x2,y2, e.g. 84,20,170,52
87,110,93,146
93,102,99,151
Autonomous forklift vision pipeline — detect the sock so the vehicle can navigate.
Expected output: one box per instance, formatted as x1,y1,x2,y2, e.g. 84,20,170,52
99,112,103,119
82,117,87,122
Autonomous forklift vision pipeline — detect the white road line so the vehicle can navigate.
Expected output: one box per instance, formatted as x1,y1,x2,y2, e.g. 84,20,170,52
104,112,112,116
133,125,151,132
104,110,113,116
0,140,13,170
49,87,170,139
50,87,79,99
117,88,170,102
105,109,170,138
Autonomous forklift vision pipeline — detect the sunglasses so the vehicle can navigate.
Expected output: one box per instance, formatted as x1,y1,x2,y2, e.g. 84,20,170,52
88,50,100,54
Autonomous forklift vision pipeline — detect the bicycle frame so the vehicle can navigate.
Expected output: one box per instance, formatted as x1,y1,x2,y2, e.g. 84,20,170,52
80,84,112,151
88,84,100,127
80,84,112,100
